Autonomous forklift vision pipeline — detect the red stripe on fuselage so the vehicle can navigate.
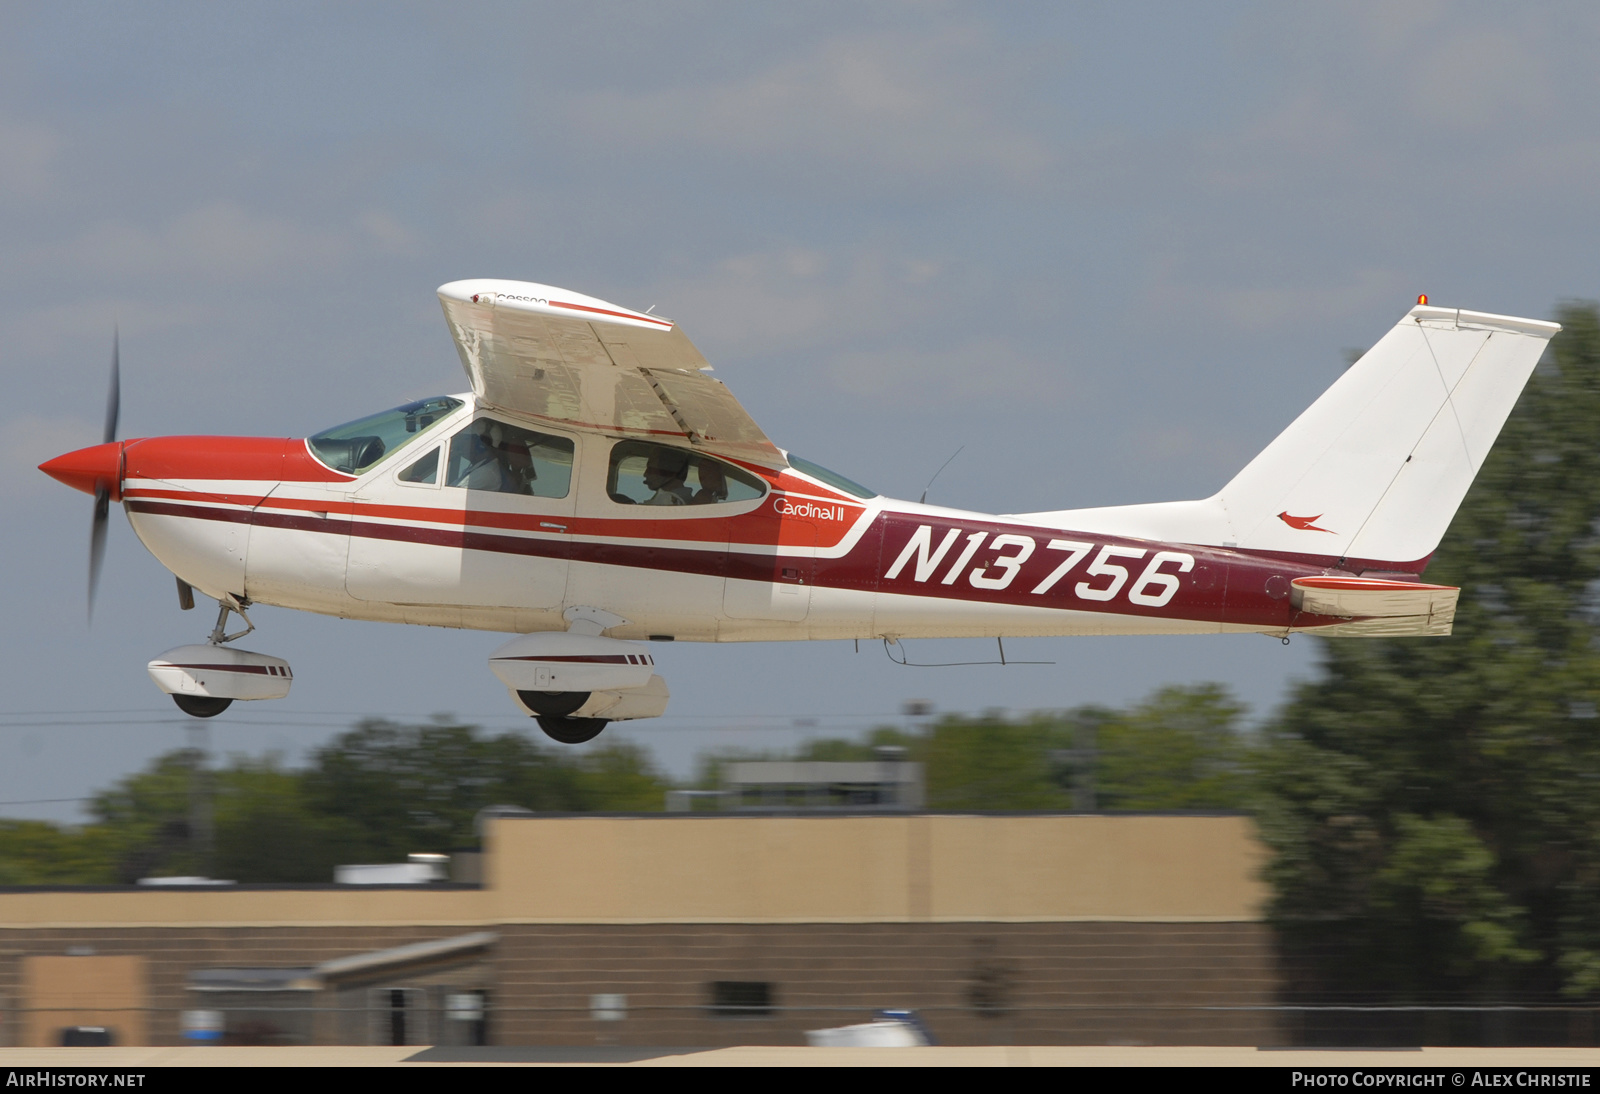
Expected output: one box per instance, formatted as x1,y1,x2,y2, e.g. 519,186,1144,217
126,498,1349,631
121,485,867,549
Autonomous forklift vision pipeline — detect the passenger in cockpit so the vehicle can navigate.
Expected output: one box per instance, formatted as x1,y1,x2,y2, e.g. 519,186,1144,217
643,449,693,506
692,460,727,504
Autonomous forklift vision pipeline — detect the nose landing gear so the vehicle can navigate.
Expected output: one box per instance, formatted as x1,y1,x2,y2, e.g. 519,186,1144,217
148,594,294,718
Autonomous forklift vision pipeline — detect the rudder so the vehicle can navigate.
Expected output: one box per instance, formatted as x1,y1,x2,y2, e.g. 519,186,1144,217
1216,305,1559,566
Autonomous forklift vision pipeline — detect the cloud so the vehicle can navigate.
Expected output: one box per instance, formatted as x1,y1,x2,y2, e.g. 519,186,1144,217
11,201,420,288
0,115,62,195
1216,268,1405,331
822,338,1068,411
634,242,1064,413
24,201,349,281
1392,24,1552,131
0,296,209,374
649,243,950,356
0,413,99,499
571,26,1052,187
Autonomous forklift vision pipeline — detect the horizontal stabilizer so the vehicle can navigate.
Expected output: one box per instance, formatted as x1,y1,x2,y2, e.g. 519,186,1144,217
1291,575,1458,637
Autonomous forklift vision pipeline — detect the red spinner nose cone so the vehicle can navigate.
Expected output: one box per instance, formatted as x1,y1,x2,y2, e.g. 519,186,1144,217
39,441,123,498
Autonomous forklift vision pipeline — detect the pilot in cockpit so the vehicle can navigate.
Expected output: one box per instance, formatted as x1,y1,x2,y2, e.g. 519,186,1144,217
642,449,693,505
496,434,537,494
460,421,535,495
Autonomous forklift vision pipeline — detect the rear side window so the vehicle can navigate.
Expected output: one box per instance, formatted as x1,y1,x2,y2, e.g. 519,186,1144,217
607,441,766,507
446,418,574,498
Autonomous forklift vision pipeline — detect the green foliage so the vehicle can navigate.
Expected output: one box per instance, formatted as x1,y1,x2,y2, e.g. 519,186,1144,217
2,682,1256,886
214,757,346,883
0,720,673,885
691,688,1251,813
0,820,118,885
1258,302,1600,1000
921,712,1074,811
1096,684,1248,810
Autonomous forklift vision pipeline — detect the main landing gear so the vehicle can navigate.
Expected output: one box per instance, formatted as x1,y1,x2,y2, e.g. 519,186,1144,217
172,694,234,719
515,690,609,744
147,594,295,719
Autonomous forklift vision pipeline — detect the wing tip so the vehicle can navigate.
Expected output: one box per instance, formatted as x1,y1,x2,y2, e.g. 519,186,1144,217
438,279,673,332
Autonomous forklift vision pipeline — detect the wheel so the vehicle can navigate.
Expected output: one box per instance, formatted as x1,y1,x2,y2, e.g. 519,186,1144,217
515,690,591,717
535,716,608,744
172,694,233,718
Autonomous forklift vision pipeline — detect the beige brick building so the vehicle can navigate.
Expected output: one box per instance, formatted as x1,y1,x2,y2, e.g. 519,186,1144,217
0,814,1279,1047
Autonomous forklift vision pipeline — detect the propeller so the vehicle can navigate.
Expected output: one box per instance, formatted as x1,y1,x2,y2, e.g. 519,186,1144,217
88,329,120,620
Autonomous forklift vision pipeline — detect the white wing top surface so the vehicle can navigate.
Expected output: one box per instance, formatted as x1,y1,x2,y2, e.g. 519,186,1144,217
437,279,784,469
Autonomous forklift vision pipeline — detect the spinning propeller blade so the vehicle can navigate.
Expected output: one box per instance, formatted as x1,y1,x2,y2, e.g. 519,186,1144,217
88,329,119,620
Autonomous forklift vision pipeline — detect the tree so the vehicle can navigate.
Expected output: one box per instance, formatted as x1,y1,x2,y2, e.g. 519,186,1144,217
298,719,672,863
690,694,1251,813
922,712,1074,811
1257,302,1600,1012
0,719,676,885
89,749,205,882
0,821,118,885
1096,684,1249,810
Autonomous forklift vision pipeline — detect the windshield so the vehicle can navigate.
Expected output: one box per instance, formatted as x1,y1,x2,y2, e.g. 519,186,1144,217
307,396,464,475
786,454,876,499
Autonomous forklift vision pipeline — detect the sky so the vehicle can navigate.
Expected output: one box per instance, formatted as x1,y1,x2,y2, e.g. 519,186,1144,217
4,1,1600,821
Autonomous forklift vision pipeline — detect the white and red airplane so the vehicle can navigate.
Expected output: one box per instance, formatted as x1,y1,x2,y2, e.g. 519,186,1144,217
39,281,1560,742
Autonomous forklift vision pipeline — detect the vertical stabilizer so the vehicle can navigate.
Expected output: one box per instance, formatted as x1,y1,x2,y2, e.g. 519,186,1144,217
1012,304,1560,569
1217,305,1558,565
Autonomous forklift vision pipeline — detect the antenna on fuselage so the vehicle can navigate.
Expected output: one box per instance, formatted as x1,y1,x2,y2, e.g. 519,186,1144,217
919,444,964,505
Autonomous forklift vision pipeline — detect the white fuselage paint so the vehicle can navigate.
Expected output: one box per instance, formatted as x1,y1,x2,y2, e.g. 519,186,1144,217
121,399,1298,646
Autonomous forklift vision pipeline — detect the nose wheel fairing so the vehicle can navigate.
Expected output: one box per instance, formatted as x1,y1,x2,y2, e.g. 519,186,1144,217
147,643,294,703
148,597,294,717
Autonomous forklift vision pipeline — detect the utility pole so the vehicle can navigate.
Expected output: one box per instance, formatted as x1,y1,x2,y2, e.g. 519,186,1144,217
1051,717,1098,812
187,722,215,878
1071,718,1097,812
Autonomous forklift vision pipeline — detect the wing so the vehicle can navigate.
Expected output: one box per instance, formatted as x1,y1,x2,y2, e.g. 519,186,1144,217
437,279,785,469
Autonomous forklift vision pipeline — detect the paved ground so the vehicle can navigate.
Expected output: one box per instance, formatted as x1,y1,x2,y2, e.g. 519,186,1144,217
1,1045,1600,1066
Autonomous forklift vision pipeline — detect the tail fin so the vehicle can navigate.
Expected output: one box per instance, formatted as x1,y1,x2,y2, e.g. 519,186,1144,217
1017,304,1560,569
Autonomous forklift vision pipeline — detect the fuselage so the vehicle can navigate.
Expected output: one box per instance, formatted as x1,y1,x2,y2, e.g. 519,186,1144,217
66,394,1354,644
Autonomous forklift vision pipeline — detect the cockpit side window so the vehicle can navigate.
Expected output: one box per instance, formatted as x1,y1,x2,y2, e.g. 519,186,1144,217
445,417,575,498
307,396,463,475
606,440,766,506
397,447,439,484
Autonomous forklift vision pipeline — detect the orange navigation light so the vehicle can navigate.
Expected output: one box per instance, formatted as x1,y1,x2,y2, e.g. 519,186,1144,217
1417,294,1428,305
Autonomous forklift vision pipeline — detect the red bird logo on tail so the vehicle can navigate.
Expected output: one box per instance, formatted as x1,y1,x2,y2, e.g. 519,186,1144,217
1279,512,1334,533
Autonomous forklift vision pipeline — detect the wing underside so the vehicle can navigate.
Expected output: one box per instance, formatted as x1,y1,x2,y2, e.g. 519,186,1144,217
438,279,784,469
